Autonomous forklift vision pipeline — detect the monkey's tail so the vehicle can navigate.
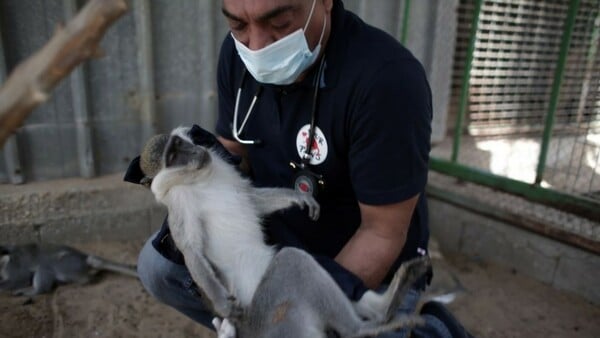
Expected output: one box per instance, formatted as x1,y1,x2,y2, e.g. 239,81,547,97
352,315,425,338
86,255,138,278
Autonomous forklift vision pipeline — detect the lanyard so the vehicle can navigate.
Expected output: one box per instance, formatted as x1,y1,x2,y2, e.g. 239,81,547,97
302,55,326,165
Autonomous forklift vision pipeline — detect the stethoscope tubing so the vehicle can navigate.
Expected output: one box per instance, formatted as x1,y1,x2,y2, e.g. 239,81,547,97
231,57,326,151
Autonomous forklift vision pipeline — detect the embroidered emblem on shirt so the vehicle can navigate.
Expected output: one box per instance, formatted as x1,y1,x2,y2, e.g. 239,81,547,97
296,124,328,165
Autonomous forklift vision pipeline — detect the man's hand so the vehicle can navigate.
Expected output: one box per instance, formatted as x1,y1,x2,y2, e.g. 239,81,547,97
212,317,237,338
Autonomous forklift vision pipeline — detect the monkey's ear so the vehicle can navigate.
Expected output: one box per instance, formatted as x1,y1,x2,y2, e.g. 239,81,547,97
123,156,145,185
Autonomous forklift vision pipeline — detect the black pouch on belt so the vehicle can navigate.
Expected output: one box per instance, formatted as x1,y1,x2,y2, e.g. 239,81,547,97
151,217,185,265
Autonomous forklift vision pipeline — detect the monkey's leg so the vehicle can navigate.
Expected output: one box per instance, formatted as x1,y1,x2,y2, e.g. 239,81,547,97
354,256,431,323
182,248,241,319
251,187,320,220
14,268,55,296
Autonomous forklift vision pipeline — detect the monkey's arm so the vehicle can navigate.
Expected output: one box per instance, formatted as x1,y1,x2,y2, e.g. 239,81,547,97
251,187,320,220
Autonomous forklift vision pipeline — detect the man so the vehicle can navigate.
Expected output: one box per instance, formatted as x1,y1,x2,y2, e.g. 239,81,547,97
136,1,470,337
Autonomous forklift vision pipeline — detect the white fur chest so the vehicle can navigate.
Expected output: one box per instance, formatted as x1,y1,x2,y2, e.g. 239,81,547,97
161,179,274,306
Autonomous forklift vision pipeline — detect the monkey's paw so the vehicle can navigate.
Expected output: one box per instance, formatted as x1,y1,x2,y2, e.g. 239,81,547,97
293,193,320,220
227,296,244,320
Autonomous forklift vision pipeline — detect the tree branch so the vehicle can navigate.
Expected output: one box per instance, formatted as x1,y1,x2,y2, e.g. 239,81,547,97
0,0,129,147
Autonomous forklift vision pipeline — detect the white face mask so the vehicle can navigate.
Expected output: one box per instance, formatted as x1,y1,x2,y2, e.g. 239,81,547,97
232,0,327,85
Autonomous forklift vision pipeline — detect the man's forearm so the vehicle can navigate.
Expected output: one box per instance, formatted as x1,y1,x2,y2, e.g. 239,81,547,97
335,225,407,289
335,195,419,289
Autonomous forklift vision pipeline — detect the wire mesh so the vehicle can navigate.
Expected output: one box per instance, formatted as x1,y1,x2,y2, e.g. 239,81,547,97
441,0,600,202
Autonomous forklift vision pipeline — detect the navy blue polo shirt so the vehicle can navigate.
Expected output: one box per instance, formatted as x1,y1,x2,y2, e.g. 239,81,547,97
216,0,432,300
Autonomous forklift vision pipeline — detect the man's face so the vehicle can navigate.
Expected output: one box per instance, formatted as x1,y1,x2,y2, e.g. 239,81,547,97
222,0,332,51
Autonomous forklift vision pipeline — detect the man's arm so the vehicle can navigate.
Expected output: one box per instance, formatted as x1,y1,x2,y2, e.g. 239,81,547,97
220,134,420,290
334,194,420,289
217,136,251,173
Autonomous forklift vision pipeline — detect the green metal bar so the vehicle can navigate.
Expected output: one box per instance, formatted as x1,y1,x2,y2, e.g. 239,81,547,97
429,157,600,222
452,0,483,163
400,0,411,45
535,0,581,184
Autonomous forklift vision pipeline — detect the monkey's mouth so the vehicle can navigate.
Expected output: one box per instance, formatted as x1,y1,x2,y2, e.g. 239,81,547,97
164,135,210,169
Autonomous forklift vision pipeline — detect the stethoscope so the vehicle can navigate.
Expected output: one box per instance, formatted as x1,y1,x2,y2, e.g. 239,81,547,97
231,56,327,195
231,56,326,162
232,69,263,145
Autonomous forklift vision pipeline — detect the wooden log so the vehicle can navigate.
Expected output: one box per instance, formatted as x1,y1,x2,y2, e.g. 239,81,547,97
0,0,129,147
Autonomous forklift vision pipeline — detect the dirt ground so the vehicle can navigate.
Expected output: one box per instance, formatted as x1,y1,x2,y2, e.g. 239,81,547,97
1,240,599,338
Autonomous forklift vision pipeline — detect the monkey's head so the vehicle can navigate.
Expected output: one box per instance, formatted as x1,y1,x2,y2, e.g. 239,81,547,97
162,126,212,172
150,125,241,202
0,246,10,280
150,126,215,202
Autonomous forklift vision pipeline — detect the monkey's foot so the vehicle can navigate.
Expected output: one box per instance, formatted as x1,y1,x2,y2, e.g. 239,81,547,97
383,256,432,322
213,317,237,338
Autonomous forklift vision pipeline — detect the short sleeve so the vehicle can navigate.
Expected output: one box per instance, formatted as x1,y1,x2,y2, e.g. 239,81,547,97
348,58,432,205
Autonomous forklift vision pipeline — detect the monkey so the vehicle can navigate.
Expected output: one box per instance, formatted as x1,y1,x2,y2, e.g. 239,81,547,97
219,247,430,338
150,126,320,313
147,125,431,338
0,243,138,296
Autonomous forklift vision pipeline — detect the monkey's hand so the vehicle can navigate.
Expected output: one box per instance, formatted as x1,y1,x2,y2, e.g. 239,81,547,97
212,317,237,338
292,192,320,221
227,295,244,320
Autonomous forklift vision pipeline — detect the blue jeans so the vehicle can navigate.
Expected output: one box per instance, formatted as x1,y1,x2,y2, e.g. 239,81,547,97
138,233,451,337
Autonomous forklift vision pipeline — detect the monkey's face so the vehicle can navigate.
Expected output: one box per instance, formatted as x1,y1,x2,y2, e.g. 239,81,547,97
163,127,212,171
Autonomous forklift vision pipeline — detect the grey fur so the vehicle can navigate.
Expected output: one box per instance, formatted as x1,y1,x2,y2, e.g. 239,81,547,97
149,126,430,337
0,243,138,296
140,133,170,187
236,248,429,338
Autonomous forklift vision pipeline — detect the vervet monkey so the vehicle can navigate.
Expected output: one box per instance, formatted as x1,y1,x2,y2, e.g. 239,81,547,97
148,126,430,338
0,243,137,296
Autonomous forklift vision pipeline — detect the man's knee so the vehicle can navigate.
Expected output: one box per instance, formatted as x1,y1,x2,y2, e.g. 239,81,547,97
137,234,216,327
137,235,176,300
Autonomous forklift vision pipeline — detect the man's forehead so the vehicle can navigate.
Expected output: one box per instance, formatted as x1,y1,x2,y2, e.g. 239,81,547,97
222,0,307,21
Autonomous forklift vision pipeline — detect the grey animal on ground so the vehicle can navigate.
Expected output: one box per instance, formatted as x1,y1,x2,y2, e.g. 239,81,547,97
147,126,431,338
0,243,138,296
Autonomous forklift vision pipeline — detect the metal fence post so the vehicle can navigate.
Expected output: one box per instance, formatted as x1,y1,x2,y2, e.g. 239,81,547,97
535,0,581,185
400,0,411,45
451,0,482,163
134,0,158,143
0,16,24,184
64,0,96,178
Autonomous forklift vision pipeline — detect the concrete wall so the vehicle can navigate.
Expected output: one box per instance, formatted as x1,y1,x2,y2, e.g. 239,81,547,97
0,174,165,245
428,197,600,305
0,0,455,183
